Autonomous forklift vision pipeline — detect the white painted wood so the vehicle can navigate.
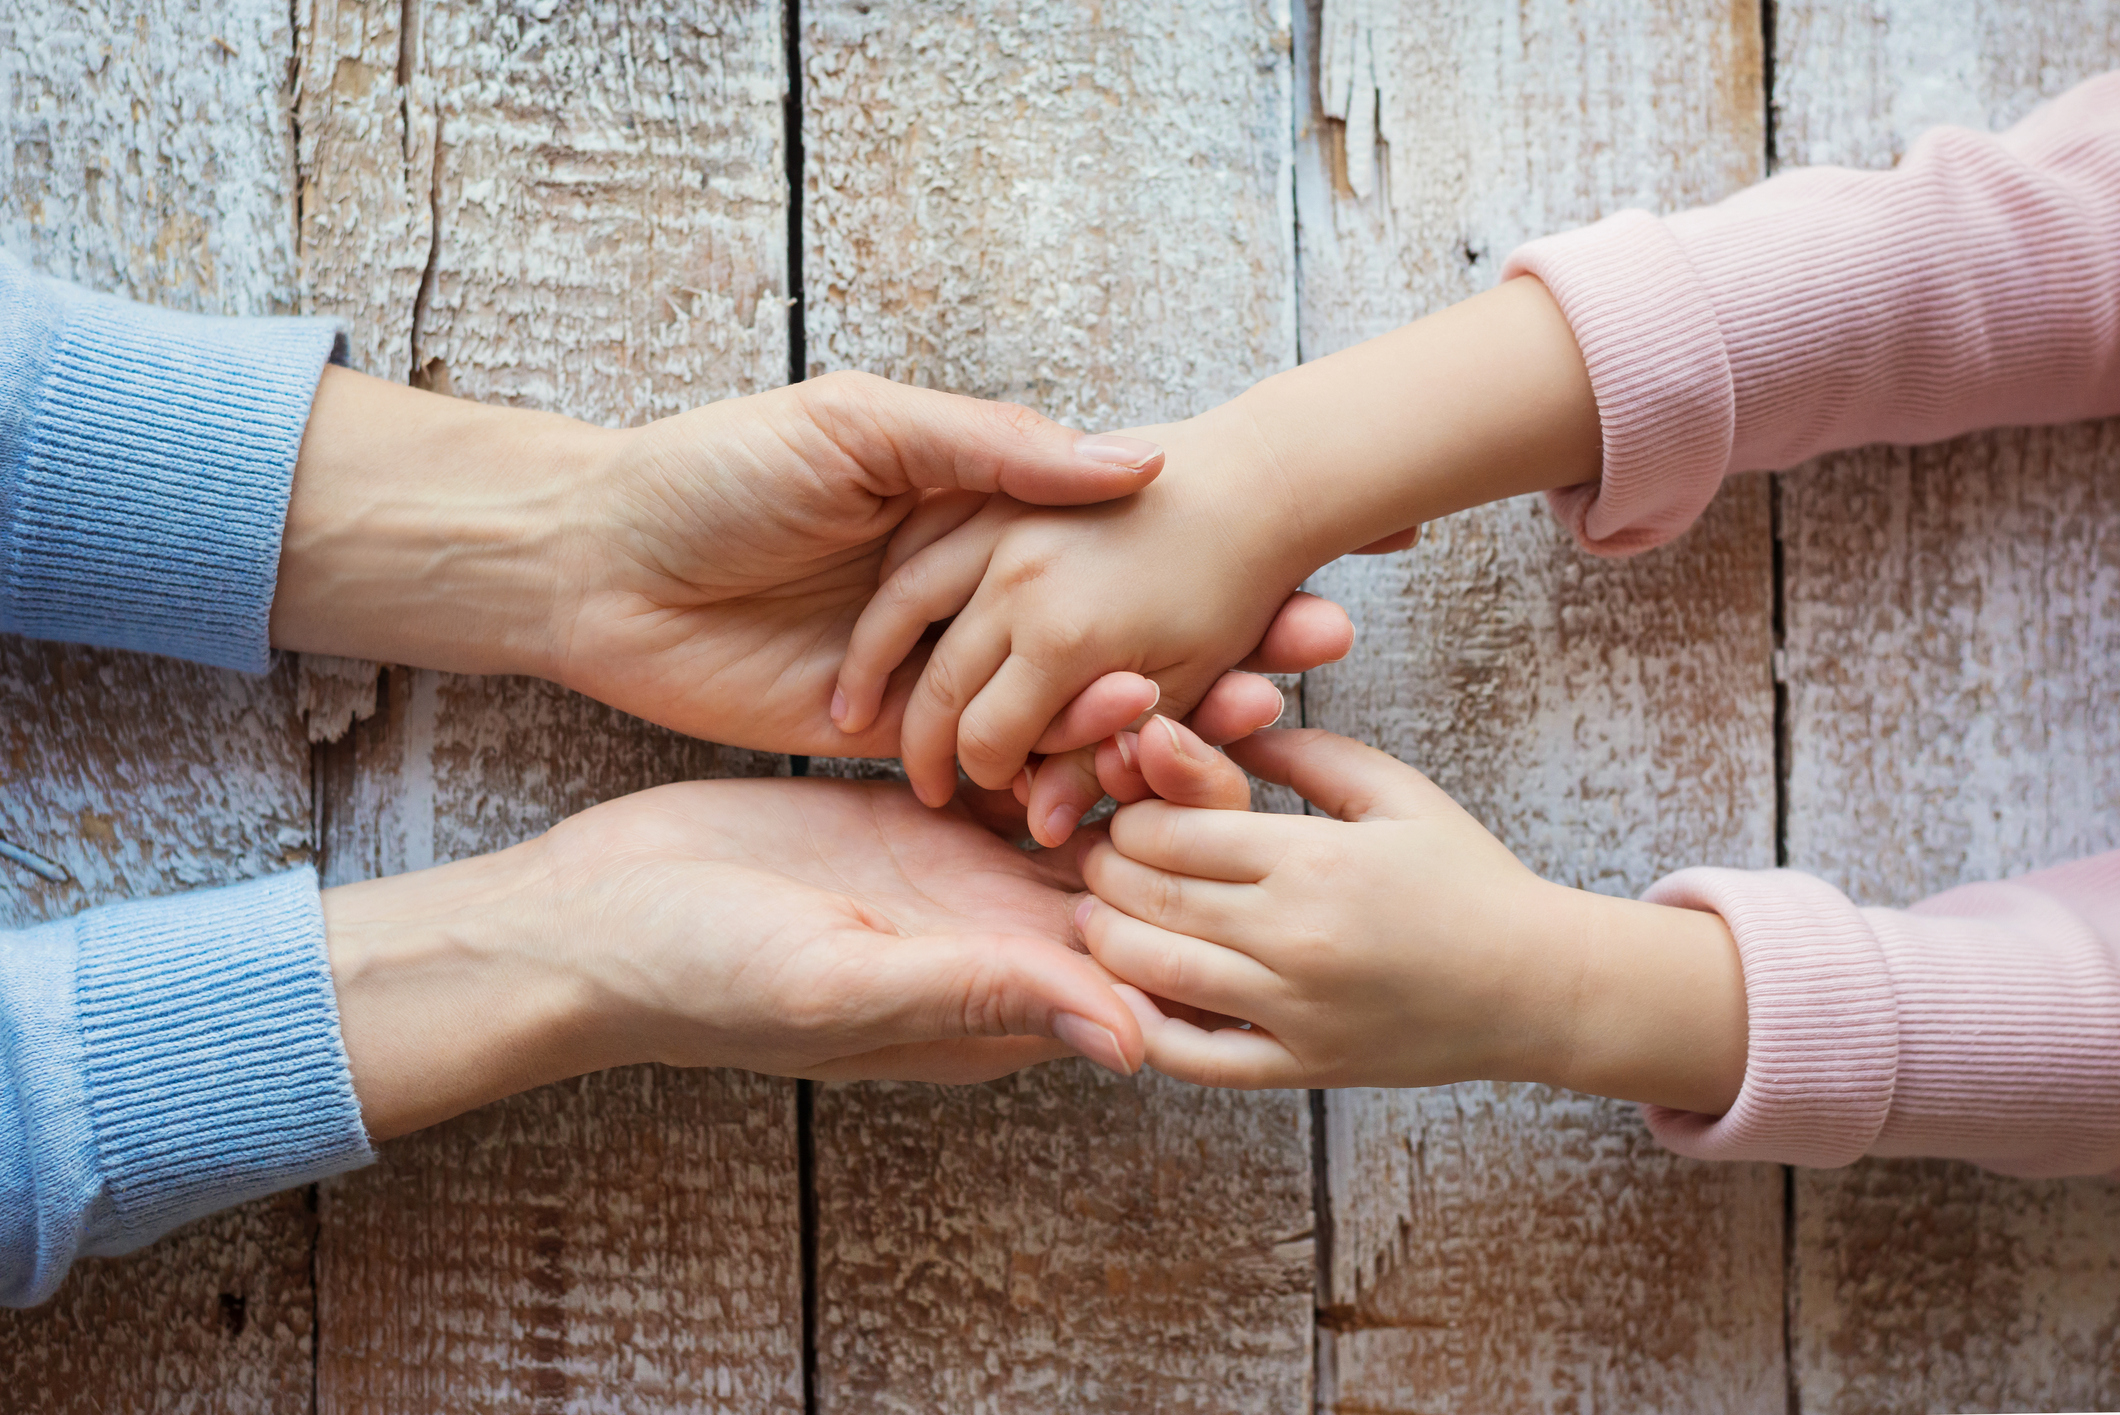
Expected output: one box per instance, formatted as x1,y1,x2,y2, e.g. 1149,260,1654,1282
801,2,1317,1407
1775,6,2120,1408
293,3,805,1408
1297,1,1783,1409
0,1,321,1405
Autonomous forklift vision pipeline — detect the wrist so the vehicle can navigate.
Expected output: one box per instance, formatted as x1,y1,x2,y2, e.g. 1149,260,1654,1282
1230,277,1601,566
323,838,634,1140
270,366,616,679
1524,883,1748,1114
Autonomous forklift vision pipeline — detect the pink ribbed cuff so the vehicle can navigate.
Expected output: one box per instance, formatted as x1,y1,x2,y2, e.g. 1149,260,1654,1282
1503,210,1736,557
1869,863,2120,1177
1640,867,1898,1167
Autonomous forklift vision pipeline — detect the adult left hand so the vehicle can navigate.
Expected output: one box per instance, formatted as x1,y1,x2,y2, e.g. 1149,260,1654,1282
273,367,1356,759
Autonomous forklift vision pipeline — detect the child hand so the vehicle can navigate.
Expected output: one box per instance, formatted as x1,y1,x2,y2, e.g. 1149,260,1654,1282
828,409,1344,809
1074,719,1749,1112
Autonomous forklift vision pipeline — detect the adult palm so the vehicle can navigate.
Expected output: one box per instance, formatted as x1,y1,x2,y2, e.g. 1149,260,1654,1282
538,772,1137,1083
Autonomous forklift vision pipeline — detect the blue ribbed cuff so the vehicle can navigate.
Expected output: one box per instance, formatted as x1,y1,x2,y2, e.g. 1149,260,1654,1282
75,869,373,1248
2,292,342,672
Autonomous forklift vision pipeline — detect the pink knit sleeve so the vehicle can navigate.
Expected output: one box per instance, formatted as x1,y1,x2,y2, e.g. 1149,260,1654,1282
1640,852,2120,1176
1503,70,2120,555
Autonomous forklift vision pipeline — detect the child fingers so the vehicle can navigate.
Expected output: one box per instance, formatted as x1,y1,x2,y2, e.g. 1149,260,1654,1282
1224,727,1437,822
836,522,1002,737
1023,746,1107,848
1030,672,1160,757
1102,802,1283,881
1132,716,1253,810
956,652,1088,793
1094,731,1151,804
899,617,1014,807
1181,672,1287,747
1083,841,1263,941
1112,985,1305,1090
880,488,992,581
1075,897,1278,1021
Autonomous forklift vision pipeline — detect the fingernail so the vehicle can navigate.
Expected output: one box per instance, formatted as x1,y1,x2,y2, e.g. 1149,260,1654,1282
1072,895,1095,933
830,687,848,725
1013,768,1032,805
1269,686,1286,725
1157,714,1194,760
1043,804,1081,844
1052,1011,1132,1076
1074,433,1164,471
1115,730,1139,771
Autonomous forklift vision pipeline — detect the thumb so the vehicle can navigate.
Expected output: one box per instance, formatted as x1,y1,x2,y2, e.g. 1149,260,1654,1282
1133,715,1254,810
1223,728,1437,821
797,370,1164,504
848,930,1145,1076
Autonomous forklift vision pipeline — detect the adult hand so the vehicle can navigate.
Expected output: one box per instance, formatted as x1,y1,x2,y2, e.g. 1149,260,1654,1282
324,774,1139,1140
272,367,1356,758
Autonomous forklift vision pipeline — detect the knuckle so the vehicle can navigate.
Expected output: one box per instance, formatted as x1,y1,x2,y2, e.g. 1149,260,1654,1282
991,399,1049,441
955,708,1018,771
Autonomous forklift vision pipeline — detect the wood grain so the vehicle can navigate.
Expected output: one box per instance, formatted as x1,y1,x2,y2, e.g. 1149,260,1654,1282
1297,1,1783,1409
297,2,805,1407
0,2,322,1405
801,1,1318,1406
1774,9,2120,1411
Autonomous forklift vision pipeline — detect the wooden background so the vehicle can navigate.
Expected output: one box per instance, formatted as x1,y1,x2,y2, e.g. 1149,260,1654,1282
1,0,2115,1409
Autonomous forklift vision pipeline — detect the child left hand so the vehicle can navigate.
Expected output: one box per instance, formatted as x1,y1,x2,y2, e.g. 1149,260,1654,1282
1074,718,1750,1112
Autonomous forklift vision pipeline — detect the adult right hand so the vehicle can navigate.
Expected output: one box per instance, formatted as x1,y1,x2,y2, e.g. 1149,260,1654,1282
322,773,1140,1141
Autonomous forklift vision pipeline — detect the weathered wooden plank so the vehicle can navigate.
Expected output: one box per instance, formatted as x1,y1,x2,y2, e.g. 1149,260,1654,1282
1776,9,2120,1409
298,2,805,1408
1296,2,1784,1409
801,1,1317,1406
0,2,321,1405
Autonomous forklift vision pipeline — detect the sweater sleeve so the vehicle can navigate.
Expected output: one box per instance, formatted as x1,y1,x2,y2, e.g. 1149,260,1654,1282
1638,852,2120,1176
0,870,375,1307
0,248,343,671
1503,70,2120,555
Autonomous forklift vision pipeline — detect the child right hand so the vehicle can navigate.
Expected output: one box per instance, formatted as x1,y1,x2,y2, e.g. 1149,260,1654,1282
1074,719,1750,1113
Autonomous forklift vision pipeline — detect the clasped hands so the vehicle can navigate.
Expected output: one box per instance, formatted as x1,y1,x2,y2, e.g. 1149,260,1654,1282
275,365,1362,1137
282,277,1748,1140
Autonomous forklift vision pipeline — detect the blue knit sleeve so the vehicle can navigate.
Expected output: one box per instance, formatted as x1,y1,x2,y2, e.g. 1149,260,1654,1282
0,870,375,1307
0,248,344,672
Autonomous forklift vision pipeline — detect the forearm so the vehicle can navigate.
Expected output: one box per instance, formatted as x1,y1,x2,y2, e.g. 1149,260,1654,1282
270,365,616,677
322,839,625,1141
1229,277,1601,569
1526,884,1749,1117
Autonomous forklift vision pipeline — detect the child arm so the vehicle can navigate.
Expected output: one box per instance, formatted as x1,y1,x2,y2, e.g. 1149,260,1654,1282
1086,722,2120,1177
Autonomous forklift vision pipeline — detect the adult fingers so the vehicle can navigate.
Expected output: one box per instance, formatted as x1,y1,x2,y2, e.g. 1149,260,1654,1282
1075,897,1278,1022
841,928,1143,1075
1352,524,1423,555
1134,716,1254,810
1233,591,1353,674
1083,841,1265,943
1112,986,1305,1089
1023,745,1108,849
796,370,1165,505
1183,672,1287,747
1030,673,1160,756
898,613,1013,806
1224,728,1436,821
835,513,1004,736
